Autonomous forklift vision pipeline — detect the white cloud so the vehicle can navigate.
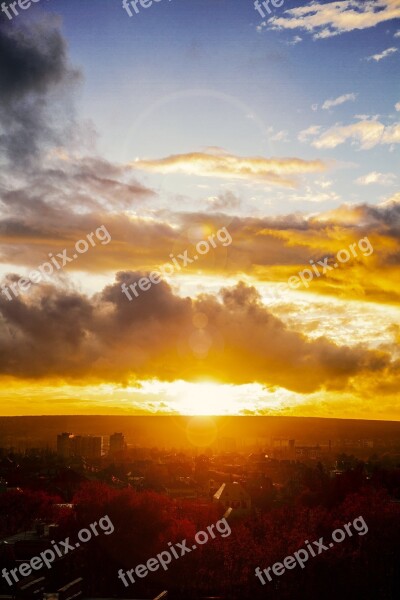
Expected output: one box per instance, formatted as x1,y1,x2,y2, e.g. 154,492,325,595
303,119,400,149
315,179,333,189
356,171,397,186
298,125,322,143
395,101,400,111
312,104,319,112
270,129,289,142
366,47,398,61
394,30,400,38
378,191,400,206
268,0,400,40
288,187,340,203
288,36,303,45
322,93,357,110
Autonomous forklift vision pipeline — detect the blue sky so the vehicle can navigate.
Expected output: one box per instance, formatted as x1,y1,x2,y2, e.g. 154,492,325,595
18,0,399,216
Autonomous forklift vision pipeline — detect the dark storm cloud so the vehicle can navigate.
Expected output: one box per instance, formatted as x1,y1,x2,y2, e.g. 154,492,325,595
0,18,80,165
0,277,395,392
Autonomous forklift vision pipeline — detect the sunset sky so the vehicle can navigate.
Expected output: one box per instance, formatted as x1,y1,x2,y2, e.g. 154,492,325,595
0,0,399,419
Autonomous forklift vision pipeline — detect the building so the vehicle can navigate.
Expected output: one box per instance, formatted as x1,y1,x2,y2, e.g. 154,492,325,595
271,438,295,459
56,434,102,459
213,481,251,514
57,433,72,458
295,445,322,460
72,435,102,459
109,432,125,455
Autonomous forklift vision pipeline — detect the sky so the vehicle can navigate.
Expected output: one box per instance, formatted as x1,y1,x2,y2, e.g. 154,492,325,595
0,0,399,419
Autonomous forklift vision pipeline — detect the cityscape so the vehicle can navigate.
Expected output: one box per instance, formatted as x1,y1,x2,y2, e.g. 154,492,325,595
0,416,400,598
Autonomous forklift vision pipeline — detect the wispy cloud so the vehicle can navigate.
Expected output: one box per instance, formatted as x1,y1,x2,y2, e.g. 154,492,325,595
379,190,400,206
366,47,398,61
287,188,340,203
322,93,357,110
356,171,397,186
268,0,400,40
300,119,400,149
288,35,303,45
269,129,289,142
298,125,322,143
131,151,326,188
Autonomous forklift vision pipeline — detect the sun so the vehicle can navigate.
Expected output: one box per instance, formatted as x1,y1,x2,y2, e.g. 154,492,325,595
173,381,236,415
136,379,278,416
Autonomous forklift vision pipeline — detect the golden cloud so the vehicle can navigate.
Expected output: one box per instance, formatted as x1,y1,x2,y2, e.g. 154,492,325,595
0,278,396,397
269,0,400,39
1,192,400,305
131,151,327,188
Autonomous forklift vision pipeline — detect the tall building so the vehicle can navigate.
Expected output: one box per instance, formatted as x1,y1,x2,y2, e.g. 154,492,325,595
57,432,72,458
109,432,125,455
56,433,102,459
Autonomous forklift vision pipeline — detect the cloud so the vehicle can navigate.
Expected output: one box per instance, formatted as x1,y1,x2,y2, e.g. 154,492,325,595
206,191,241,212
366,47,398,61
0,154,161,271
268,0,400,40
269,129,289,142
302,119,400,149
298,125,322,143
0,277,394,395
288,35,303,45
322,93,357,110
2,183,400,305
356,171,397,186
395,101,400,111
379,191,400,206
0,19,80,167
287,188,340,203
132,151,326,188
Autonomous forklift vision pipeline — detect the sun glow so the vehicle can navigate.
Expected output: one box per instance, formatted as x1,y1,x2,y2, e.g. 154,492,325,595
174,382,237,415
